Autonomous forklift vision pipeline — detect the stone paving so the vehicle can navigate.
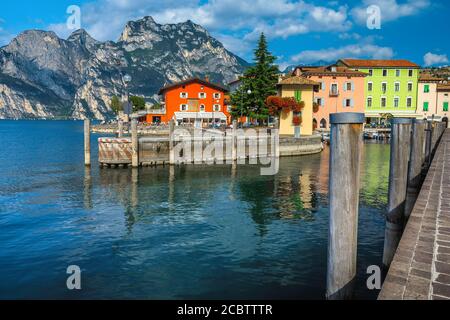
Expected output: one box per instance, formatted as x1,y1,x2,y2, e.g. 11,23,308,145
379,129,450,300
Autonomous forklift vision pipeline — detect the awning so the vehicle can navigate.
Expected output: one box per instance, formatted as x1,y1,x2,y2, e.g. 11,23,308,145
174,112,227,120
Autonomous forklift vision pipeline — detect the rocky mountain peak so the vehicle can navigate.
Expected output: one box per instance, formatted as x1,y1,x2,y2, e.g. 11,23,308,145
0,17,248,120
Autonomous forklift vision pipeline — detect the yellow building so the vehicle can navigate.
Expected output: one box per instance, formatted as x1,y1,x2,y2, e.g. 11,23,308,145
277,76,320,136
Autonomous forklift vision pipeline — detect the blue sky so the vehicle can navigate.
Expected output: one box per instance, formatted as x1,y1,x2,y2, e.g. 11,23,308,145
0,0,448,68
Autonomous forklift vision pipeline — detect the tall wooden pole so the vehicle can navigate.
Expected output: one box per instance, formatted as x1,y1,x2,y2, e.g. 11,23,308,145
84,119,91,167
405,119,425,219
383,118,412,268
327,112,364,300
131,118,139,168
232,120,237,162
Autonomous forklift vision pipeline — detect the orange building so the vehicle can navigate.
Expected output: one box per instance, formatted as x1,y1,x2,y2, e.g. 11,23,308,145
146,78,231,126
292,65,367,130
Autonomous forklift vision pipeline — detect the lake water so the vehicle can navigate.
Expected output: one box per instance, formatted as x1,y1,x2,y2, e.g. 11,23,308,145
0,120,390,299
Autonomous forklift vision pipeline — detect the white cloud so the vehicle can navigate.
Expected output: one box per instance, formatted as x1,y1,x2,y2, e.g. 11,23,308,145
351,0,430,25
40,0,354,59
424,52,449,67
290,42,395,64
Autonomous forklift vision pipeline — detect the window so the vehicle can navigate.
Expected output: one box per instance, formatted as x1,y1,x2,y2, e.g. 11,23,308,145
394,97,399,108
180,92,188,98
396,69,401,77
180,104,188,111
226,105,232,113
316,98,323,106
199,92,206,99
394,82,400,92
345,82,352,91
367,97,372,108
330,84,338,95
408,82,413,92
424,84,430,93
383,69,388,77
368,82,373,91
444,102,449,112
408,69,413,77
368,69,373,76
423,102,429,111
381,82,387,93
199,104,206,111
213,104,221,112
381,97,386,107
344,99,352,107
213,93,221,99
407,97,412,108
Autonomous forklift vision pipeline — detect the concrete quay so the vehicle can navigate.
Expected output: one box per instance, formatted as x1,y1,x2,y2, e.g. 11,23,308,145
379,129,450,300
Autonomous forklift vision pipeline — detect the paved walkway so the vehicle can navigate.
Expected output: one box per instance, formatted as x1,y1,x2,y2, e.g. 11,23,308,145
379,129,450,300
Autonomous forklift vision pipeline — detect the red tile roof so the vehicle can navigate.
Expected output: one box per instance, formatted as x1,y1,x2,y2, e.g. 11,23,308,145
339,59,420,68
296,65,367,77
158,78,229,95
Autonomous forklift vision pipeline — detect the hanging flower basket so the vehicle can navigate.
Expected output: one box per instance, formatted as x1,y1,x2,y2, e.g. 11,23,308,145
313,102,320,113
292,115,302,126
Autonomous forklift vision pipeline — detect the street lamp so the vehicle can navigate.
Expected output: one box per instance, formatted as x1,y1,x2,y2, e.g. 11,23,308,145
240,88,252,128
122,74,132,117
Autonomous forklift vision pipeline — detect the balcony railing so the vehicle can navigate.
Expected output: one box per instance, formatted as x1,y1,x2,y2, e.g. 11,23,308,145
329,89,339,97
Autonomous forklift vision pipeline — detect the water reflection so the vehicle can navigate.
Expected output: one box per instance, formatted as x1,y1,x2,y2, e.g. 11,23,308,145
0,120,391,300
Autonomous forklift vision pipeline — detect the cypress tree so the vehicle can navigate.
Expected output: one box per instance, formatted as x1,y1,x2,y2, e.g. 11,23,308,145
230,33,279,122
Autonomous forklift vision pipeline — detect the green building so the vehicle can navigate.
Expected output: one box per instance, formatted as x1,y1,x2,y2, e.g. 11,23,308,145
337,59,420,122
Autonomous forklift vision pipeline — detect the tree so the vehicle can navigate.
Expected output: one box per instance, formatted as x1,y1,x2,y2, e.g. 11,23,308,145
110,95,122,114
129,96,146,112
230,33,279,122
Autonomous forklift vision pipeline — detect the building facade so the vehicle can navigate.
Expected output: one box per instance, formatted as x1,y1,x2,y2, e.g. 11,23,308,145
337,59,420,122
277,76,320,136
437,83,450,126
418,73,442,120
146,78,231,126
293,65,367,130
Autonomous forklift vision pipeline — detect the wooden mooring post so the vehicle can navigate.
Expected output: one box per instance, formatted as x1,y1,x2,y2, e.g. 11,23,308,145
405,119,426,220
327,112,364,300
131,119,139,168
382,118,412,269
169,119,175,165
84,119,91,167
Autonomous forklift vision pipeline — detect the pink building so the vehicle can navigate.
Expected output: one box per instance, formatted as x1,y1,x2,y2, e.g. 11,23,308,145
293,65,367,130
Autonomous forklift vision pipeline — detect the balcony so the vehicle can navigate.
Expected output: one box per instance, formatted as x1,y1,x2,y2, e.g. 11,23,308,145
329,89,339,97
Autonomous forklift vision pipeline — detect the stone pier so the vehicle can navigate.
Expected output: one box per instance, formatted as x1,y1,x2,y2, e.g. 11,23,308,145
379,129,450,300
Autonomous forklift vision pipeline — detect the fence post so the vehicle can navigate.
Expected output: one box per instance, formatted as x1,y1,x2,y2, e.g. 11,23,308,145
169,119,175,165
326,112,365,300
405,119,426,220
382,118,412,268
84,119,91,167
131,118,139,168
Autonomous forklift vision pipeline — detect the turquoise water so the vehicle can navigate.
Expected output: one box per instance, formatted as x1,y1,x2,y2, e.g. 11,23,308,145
0,121,390,299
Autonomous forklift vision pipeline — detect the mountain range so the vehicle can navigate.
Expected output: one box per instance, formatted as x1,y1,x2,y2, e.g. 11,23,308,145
0,16,249,120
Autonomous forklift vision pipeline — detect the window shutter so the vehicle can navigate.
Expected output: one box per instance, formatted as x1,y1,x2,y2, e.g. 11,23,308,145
351,99,354,107
321,98,325,106
351,81,355,91
343,83,347,92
